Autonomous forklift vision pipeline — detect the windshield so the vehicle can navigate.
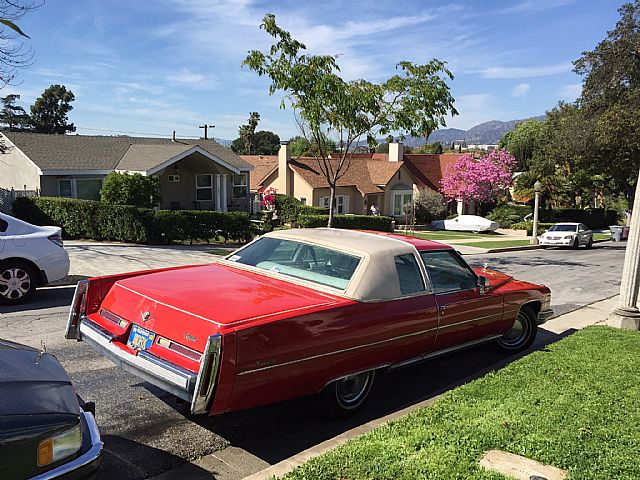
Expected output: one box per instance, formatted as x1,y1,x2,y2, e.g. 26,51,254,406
227,237,361,290
549,224,577,232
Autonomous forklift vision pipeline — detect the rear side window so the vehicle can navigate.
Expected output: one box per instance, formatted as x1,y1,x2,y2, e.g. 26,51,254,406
420,250,477,293
0,218,7,233
394,254,425,295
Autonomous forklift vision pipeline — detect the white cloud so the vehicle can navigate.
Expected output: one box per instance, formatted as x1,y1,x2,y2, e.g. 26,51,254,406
479,63,571,79
511,83,531,97
166,69,212,87
499,0,574,15
558,82,582,100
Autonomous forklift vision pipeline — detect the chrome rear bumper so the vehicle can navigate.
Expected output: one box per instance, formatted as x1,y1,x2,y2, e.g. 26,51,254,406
78,319,220,414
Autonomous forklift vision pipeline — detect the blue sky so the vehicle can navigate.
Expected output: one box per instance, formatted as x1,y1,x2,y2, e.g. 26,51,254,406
8,0,624,141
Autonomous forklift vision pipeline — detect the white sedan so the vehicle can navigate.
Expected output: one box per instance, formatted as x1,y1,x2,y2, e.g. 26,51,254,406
538,222,593,249
0,213,70,304
431,215,500,233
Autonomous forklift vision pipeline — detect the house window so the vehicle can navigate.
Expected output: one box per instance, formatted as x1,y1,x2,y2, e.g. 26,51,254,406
233,174,247,198
319,195,349,213
300,197,307,205
196,174,213,201
58,178,103,200
59,179,73,198
168,175,180,183
393,192,413,216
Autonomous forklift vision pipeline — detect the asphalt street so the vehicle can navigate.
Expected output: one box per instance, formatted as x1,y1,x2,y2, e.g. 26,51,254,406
0,242,626,480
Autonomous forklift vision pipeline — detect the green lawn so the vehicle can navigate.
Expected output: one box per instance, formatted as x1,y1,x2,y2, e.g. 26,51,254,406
283,326,640,480
205,248,232,256
594,233,611,241
457,239,532,249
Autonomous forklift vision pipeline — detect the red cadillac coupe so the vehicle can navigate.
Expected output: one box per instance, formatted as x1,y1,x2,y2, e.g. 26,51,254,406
66,229,552,416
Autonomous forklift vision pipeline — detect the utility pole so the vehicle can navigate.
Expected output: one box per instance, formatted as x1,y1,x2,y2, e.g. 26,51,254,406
199,124,215,140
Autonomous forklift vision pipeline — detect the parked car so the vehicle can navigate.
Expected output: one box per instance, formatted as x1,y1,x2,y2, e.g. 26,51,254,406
431,215,500,233
538,222,593,249
65,229,552,417
0,337,102,479
0,213,70,305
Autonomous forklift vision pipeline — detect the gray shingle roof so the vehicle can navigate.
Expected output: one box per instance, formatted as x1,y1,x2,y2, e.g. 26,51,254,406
1,132,252,172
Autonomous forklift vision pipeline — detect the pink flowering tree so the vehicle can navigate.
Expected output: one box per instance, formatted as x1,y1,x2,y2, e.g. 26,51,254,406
440,149,516,205
260,187,277,209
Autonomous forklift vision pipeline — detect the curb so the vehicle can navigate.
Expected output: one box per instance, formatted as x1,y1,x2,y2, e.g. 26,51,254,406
484,238,612,254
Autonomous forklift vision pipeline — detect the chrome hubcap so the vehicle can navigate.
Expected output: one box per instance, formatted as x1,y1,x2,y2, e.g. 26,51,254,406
0,268,31,299
501,313,529,346
337,372,371,405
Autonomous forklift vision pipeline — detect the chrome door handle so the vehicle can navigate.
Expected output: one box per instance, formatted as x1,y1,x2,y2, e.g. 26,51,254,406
439,306,446,315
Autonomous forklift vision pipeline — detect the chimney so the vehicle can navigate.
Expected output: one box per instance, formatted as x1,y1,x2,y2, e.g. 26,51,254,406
278,141,292,196
388,141,403,162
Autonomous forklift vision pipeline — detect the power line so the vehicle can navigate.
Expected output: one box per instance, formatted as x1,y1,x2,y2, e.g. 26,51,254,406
74,125,202,138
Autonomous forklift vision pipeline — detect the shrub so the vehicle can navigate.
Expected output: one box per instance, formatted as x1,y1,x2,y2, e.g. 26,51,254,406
486,204,532,228
12,196,252,244
297,214,393,232
275,194,328,225
414,188,448,223
511,222,556,236
101,171,160,208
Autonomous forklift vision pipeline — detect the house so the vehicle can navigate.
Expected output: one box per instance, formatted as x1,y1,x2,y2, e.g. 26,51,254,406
0,132,254,212
242,141,463,217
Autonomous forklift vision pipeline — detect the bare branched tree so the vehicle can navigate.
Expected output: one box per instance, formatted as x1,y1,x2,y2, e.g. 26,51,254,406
0,0,43,87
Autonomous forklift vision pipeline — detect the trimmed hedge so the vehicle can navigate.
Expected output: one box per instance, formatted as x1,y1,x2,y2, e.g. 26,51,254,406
298,214,393,232
12,196,253,244
487,205,617,229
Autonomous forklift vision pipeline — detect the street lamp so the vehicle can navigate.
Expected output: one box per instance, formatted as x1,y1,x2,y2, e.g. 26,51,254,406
530,180,542,245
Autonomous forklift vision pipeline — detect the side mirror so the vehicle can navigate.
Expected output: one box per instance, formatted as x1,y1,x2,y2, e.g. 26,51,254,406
477,275,489,293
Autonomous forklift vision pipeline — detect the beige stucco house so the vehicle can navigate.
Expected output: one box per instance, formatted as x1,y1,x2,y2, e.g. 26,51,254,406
0,132,253,211
242,142,421,217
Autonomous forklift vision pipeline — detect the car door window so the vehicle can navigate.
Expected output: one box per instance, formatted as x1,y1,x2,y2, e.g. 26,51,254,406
394,254,425,295
0,218,7,233
419,250,477,294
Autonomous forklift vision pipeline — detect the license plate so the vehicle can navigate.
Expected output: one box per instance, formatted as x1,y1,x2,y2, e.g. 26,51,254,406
127,324,156,352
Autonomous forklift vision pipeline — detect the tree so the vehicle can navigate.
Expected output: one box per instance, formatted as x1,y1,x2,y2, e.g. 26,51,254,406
414,188,447,223
440,149,516,205
0,93,29,130
288,135,337,157
252,130,280,154
499,119,546,171
243,14,457,226
573,0,640,204
30,84,76,134
0,1,42,87
100,172,160,208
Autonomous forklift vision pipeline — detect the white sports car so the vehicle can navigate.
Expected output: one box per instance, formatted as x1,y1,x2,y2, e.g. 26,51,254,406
431,215,500,233
0,213,70,304
538,223,593,249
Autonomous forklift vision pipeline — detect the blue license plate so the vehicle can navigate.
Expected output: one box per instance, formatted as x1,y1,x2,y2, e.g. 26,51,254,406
127,324,156,352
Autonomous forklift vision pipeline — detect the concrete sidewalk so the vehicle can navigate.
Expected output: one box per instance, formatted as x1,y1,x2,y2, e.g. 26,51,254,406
150,296,619,480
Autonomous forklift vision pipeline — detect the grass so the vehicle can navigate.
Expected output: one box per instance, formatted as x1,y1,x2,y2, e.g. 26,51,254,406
399,230,505,241
457,240,532,249
205,248,232,256
282,326,640,480
594,233,611,241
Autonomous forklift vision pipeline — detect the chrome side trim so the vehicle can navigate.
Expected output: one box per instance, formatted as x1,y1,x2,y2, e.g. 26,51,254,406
33,409,102,480
390,334,503,370
79,320,196,401
237,326,438,376
190,334,222,415
438,312,503,330
65,280,88,340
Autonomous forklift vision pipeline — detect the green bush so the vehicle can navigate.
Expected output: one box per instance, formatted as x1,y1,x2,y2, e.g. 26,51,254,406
486,204,532,228
297,214,393,232
511,221,556,236
101,171,160,208
414,188,448,223
12,197,252,244
274,194,328,225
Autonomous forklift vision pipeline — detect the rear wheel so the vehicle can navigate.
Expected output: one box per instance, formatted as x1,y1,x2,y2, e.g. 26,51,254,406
318,370,375,417
0,260,37,305
497,307,537,353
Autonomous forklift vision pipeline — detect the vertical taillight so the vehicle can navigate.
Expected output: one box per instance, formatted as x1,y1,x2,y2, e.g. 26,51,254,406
65,280,89,340
190,334,222,415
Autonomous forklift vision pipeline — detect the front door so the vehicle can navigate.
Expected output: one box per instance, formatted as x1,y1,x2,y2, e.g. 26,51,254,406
419,250,503,349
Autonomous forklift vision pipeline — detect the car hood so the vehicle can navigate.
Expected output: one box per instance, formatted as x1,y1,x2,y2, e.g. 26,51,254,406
472,267,513,289
0,339,79,416
104,262,349,330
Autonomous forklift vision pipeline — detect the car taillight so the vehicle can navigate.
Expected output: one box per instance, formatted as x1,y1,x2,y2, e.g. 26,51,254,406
156,336,201,361
48,233,64,247
191,334,222,415
66,280,88,339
